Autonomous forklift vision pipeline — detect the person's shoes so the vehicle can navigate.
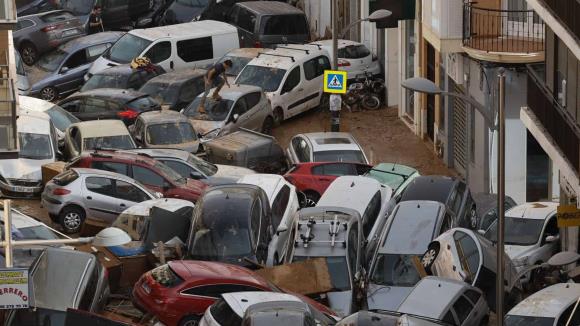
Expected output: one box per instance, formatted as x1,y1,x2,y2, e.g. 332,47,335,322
198,105,206,114
212,94,222,101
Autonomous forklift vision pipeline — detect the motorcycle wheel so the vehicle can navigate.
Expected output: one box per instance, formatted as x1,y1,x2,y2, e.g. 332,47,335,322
362,95,381,110
344,92,359,106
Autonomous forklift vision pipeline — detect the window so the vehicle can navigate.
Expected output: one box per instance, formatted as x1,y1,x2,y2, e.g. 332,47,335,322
453,231,480,282
261,15,308,35
235,8,256,32
179,79,204,103
312,163,355,176
78,267,99,311
250,200,262,242
62,50,88,70
231,98,249,116
303,56,330,80
442,311,456,325
116,180,150,202
61,99,82,113
127,72,143,89
16,19,34,31
338,45,371,59
161,160,194,179
347,223,358,272
244,92,261,109
508,0,526,22
452,182,466,215
144,41,171,64
132,165,165,187
91,161,128,175
86,177,116,197
271,185,291,229
452,295,473,324
362,191,382,237
82,98,109,113
464,289,481,305
87,43,111,61
177,37,213,62
282,66,300,94
182,284,264,298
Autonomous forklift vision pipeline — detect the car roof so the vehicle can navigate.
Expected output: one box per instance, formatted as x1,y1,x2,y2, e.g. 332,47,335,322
317,176,391,216
246,45,329,70
69,88,147,101
202,185,263,220
168,260,270,287
17,111,51,134
94,64,138,76
59,32,125,52
298,132,362,153
138,110,189,124
19,96,57,112
505,202,558,220
81,149,159,165
379,201,444,254
507,283,580,318
120,198,193,216
398,276,471,319
226,48,268,58
222,292,301,317
70,120,130,137
311,39,364,49
72,167,138,181
371,163,418,177
198,84,262,101
400,176,457,203
144,69,206,85
237,174,288,203
130,20,236,41
125,148,191,161
19,9,72,19
237,1,304,15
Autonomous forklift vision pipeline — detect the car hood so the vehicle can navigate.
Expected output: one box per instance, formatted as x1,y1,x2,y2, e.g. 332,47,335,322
190,120,223,136
146,140,200,154
0,158,53,181
366,284,412,312
327,290,353,317
505,244,536,261
214,164,256,179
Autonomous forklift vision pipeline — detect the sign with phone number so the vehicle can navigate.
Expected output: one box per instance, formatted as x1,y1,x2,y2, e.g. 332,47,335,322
0,269,30,309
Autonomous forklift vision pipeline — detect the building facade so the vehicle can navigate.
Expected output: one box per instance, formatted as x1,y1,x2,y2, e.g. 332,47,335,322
0,0,18,159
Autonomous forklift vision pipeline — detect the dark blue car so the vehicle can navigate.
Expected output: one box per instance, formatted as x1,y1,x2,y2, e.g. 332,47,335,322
29,31,124,101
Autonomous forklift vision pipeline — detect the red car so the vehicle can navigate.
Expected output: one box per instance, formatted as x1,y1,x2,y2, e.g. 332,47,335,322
68,150,205,202
132,260,337,326
284,162,371,204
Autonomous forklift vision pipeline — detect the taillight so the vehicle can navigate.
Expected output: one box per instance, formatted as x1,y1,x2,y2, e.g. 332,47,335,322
52,188,71,196
42,25,57,32
254,41,262,48
117,108,139,119
338,59,351,67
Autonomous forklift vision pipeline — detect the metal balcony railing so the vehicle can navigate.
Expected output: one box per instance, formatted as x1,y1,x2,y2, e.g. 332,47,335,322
463,2,545,54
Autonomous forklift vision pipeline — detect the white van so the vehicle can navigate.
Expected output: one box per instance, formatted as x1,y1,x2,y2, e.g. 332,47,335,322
87,20,239,78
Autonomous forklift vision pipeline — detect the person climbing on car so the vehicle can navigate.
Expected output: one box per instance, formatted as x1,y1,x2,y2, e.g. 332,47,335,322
88,5,103,34
198,59,233,113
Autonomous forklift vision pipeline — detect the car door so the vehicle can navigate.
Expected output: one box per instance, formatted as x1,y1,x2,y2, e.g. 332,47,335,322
228,5,257,47
56,49,90,93
83,176,124,222
279,66,304,119
536,215,560,262
131,164,167,194
226,97,249,133
143,41,173,71
160,159,200,180
101,0,130,30
60,98,83,119
302,55,330,111
114,179,151,216
311,163,356,194
450,293,477,326
269,185,292,264
79,97,115,121
239,91,265,131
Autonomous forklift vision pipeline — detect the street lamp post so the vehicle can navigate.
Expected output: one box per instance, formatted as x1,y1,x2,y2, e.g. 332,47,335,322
402,72,506,324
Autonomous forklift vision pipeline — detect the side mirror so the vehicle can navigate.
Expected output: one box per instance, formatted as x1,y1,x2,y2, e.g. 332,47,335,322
276,225,288,236
477,229,486,235
60,67,69,74
545,235,559,243
231,113,239,123
190,171,204,180
162,183,171,192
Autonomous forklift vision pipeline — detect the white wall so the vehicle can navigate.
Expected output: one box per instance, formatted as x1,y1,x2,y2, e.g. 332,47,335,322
303,0,331,39
385,28,400,106
422,0,463,39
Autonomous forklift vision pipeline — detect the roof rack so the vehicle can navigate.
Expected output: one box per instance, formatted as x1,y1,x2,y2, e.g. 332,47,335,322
256,52,295,62
296,215,347,248
276,46,309,54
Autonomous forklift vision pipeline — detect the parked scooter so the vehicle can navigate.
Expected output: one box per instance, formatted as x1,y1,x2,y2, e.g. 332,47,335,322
344,71,385,111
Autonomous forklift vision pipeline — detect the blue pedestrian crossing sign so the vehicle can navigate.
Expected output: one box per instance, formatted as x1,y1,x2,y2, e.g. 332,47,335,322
323,70,347,94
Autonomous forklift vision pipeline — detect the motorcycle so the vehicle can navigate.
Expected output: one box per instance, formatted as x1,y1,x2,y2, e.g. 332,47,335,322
343,71,385,111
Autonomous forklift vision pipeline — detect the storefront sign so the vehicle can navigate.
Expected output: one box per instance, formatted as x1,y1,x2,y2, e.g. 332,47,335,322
557,204,580,227
0,268,29,309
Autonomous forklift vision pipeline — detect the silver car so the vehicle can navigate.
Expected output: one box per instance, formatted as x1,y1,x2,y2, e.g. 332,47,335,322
181,85,274,141
130,110,199,153
286,132,370,164
41,168,158,234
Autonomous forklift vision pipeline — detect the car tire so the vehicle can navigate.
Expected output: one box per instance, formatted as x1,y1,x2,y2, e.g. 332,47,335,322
59,205,85,234
261,116,274,135
179,315,201,326
40,86,58,102
273,107,284,126
421,243,440,273
20,42,38,66
304,191,320,207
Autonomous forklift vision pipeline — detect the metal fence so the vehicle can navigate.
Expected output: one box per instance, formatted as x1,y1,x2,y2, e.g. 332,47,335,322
463,2,545,53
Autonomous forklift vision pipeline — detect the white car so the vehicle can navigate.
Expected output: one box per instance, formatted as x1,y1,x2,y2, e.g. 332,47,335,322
63,120,136,159
505,283,580,325
235,44,331,125
19,96,80,143
237,174,299,266
286,132,369,164
310,39,381,81
484,202,560,284
316,176,392,243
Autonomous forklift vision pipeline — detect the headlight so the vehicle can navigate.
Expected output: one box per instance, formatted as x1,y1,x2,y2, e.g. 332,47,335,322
512,257,529,268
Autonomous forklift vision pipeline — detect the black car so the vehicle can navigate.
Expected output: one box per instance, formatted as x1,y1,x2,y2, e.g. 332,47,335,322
81,64,165,92
139,69,205,111
187,184,273,268
159,0,246,25
397,176,477,229
57,88,161,125
59,0,152,31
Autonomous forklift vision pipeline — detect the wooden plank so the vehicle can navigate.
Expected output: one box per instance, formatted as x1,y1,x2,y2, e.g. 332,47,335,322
255,258,333,295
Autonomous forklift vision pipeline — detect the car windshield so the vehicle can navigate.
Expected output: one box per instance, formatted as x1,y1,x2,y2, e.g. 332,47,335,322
140,81,179,105
370,254,421,287
176,0,208,7
83,135,135,151
18,132,53,160
105,34,152,64
184,98,233,122
293,256,351,291
236,65,286,92
60,0,93,15
218,55,253,77
314,150,366,164
45,105,80,132
146,122,197,145
37,49,68,72
187,153,218,176
504,315,555,326
485,217,544,246
81,74,129,91
189,215,253,261
154,161,186,185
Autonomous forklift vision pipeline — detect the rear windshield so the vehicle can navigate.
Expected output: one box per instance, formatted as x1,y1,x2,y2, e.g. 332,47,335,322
45,105,80,132
338,45,371,59
105,34,152,64
140,81,179,105
60,0,93,15
40,11,75,23
127,96,159,112
175,0,208,7
293,256,350,291
146,122,197,145
211,299,242,326
81,74,130,91
313,150,365,164
83,135,135,151
53,169,79,186
261,15,308,35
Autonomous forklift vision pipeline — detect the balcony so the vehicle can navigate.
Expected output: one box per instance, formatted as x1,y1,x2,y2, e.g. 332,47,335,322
462,2,545,63
526,64,580,175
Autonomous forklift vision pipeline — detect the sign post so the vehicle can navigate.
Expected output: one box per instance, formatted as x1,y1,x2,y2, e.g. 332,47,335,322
324,70,347,132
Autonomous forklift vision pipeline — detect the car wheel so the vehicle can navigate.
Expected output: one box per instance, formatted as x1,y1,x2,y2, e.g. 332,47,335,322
421,243,440,273
40,87,58,102
20,42,38,65
469,206,478,229
273,107,284,126
261,116,274,135
179,315,201,326
304,191,320,207
59,206,85,234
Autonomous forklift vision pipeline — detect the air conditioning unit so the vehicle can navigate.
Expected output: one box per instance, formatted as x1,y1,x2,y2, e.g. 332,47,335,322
446,53,463,85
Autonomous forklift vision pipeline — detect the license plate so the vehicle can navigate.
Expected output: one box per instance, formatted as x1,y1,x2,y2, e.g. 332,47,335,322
142,283,151,294
11,185,35,193
62,29,78,37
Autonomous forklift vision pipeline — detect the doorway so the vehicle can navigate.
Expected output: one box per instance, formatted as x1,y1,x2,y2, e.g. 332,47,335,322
426,42,436,141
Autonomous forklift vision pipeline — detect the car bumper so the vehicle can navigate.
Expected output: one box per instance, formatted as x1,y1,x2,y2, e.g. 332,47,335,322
132,280,181,326
40,194,64,216
0,179,43,198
